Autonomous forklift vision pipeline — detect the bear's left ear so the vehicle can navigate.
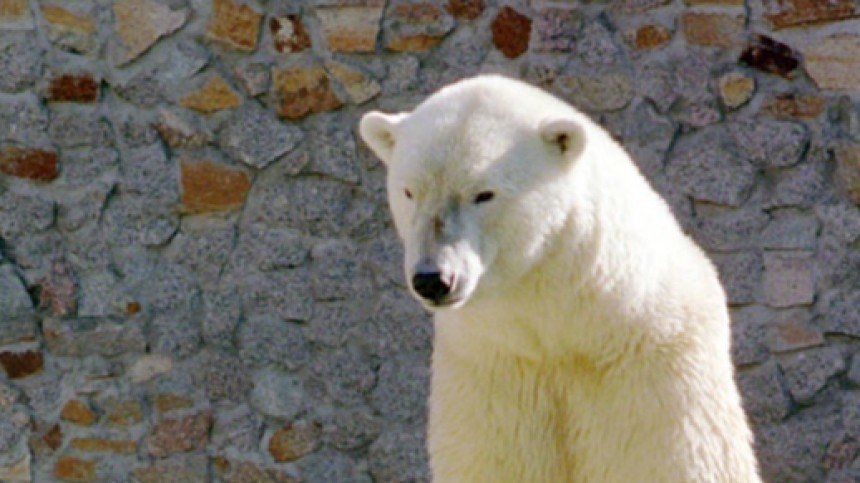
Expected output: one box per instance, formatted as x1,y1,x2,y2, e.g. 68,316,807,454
359,111,408,165
538,117,586,161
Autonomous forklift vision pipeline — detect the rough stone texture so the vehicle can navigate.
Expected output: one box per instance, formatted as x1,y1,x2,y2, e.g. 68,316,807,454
0,4,855,482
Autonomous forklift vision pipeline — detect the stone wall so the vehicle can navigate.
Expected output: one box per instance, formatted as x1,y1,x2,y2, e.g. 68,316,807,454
0,0,859,481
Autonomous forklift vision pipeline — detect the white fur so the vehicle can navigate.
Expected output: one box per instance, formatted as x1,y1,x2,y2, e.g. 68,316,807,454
360,75,761,483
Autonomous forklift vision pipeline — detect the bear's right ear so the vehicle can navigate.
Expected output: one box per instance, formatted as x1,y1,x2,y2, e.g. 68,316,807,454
359,111,408,165
538,117,586,161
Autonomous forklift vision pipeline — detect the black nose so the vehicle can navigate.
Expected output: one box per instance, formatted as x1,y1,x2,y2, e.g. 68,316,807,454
411,271,452,303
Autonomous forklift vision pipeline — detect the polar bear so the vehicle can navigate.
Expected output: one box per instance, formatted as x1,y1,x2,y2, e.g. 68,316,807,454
359,75,760,483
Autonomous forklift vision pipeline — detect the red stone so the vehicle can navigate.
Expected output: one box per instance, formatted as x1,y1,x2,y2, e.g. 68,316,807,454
447,0,483,19
0,350,44,379
43,424,63,451
48,73,99,103
739,34,799,78
0,146,59,181
270,15,310,53
491,6,531,58
38,260,77,317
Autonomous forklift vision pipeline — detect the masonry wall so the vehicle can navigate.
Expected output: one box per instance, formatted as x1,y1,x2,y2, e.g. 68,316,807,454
0,0,859,481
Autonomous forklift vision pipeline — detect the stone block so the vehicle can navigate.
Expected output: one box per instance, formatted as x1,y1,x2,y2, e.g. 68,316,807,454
819,290,860,337
802,35,860,90
49,112,112,148
713,251,762,306
180,159,250,214
0,146,58,181
41,5,97,54
729,119,808,168
238,314,310,370
737,361,791,423
0,0,32,30
268,420,322,462
0,33,42,92
70,437,137,454
384,1,454,52
272,64,343,119
371,353,430,423
556,73,633,113
764,153,828,209
210,404,262,453
153,109,212,148
233,61,270,97
326,61,380,105
369,426,430,483
323,405,382,450
317,5,383,53
53,456,95,482
0,191,54,240
132,456,208,483
146,410,212,457
779,347,845,403
693,207,767,251
764,0,858,30
0,455,29,482
270,15,311,54
310,346,377,405
153,393,193,414
220,106,303,168
760,215,818,250
192,350,252,402
0,264,33,317
239,269,313,321
113,0,187,65
766,315,825,354
60,399,96,426
250,367,305,420
297,448,365,483
43,317,146,357
103,195,179,247
128,354,173,383
610,0,671,13
763,251,815,308
491,6,530,58
206,0,262,51
816,203,860,243
147,312,201,359
45,73,99,103
178,75,242,113
681,12,745,48
729,306,770,366
633,24,671,50
0,349,43,379
532,7,582,52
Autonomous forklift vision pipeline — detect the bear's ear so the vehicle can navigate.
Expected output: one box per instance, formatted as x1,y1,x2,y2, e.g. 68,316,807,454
538,117,585,160
359,111,408,165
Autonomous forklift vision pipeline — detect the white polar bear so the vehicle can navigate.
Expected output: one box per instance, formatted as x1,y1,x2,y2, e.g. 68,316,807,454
360,75,760,483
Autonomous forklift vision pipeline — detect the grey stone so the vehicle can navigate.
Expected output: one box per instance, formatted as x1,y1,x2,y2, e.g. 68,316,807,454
58,147,119,188
64,226,113,272
756,407,840,483
192,350,252,403
220,106,303,169
815,234,860,288
737,361,791,424
306,300,371,348
369,426,431,483
371,353,430,423
816,203,860,243
0,264,32,318
0,93,48,144
310,346,377,406
761,214,818,250
693,207,768,252
0,190,54,239
354,290,432,357
636,62,678,113
154,40,209,86
149,311,202,359
311,239,373,301
49,111,113,147
210,404,262,453
201,284,242,349
713,251,761,306
77,270,122,317
102,194,180,248
363,229,405,286
250,367,306,420
132,455,209,483
763,251,815,308
166,221,235,282
667,129,756,207
238,269,313,321
532,7,583,52
120,144,178,201
307,115,361,184
119,115,160,147
0,406,29,460
234,61,270,97
0,314,35,346
383,56,420,95
323,405,382,451
57,183,111,232
556,73,633,113
728,119,809,168
674,99,722,128
843,391,860,432
231,225,309,273
43,5,98,54
846,355,860,387
238,314,310,370
730,305,770,367
779,347,845,404
577,20,621,66
43,317,146,357
765,150,830,209
0,33,42,92
113,71,164,107
818,290,860,337
298,448,368,483
622,101,676,173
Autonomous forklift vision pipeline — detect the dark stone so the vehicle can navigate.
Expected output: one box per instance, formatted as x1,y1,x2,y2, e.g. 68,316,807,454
739,34,799,78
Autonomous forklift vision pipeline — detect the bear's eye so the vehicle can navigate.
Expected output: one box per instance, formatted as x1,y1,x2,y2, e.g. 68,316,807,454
474,191,495,204
404,189,413,200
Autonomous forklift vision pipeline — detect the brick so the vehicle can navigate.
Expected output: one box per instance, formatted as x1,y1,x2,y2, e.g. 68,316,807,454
0,349,43,379
153,393,193,413
47,73,99,103
146,410,212,457
37,260,77,317
326,61,380,104
681,12,745,48
207,0,262,51
634,24,671,50
763,93,825,118
54,456,95,482
447,0,483,20
740,34,799,78
834,144,860,204
491,6,531,58
385,2,454,52
317,5,383,53
764,0,858,29
0,146,58,181
70,437,137,454
802,34,860,90
113,0,187,65
268,420,322,462
179,75,242,113
718,72,754,109
180,159,251,213
41,5,97,53
60,399,96,426
763,251,815,308
272,65,342,119
270,15,310,53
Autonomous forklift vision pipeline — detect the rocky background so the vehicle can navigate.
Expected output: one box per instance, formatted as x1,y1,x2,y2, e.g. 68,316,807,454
0,0,859,481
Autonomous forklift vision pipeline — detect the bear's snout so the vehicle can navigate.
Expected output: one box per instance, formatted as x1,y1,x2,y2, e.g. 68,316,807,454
411,267,454,305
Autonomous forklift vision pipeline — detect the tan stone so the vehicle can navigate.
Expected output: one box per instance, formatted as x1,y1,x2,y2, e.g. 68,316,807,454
103,399,144,427
326,62,381,104
53,457,95,482
634,24,671,50
317,6,384,53
681,12,745,48
128,354,173,383
718,72,755,109
834,144,860,204
763,251,814,308
802,34,860,90
179,75,242,113
767,321,824,353
684,0,742,4
272,65,343,119
42,5,95,33
764,0,858,29
114,0,187,65
385,2,453,52
70,438,137,454
207,0,262,52
763,94,825,118
0,0,32,28
180,159,251,213
60,400,96,426
0,454,30,482
146,411,212,457
268,421,321,462
154,393,193,413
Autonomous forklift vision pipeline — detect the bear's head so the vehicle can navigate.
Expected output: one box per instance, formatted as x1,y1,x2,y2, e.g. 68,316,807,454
360,76,589,311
